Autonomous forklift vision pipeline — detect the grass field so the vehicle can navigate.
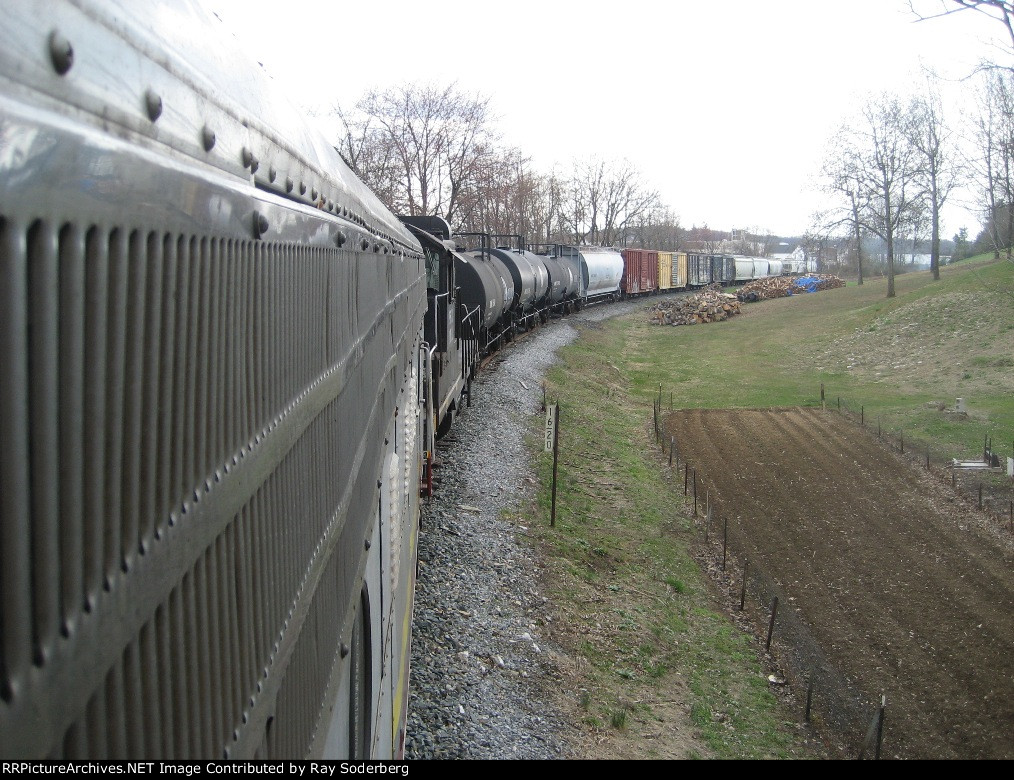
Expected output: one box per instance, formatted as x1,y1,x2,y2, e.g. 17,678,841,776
529,255,1014,759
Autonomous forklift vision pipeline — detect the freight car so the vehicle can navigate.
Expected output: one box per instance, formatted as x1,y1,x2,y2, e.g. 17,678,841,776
621,248,659,296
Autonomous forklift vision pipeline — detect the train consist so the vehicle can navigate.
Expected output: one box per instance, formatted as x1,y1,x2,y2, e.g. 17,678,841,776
0,0,791,761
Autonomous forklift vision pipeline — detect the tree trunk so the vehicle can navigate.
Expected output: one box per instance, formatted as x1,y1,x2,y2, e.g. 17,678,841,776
886,229,896,298
852,199,864,286
931,202,940,281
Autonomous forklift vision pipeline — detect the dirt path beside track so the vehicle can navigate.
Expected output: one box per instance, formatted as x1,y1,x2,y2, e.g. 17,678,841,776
667,407,1014,759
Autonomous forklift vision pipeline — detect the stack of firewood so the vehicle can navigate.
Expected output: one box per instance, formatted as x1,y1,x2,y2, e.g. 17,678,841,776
649,286,742,326
736,274,846,302
736,277,796,301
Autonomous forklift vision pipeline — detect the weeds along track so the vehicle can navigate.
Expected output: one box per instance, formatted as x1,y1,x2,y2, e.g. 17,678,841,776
666,407,1014,760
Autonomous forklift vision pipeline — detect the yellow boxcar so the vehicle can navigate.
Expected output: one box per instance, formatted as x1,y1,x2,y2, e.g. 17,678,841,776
673,252,689,289
658,251,674,290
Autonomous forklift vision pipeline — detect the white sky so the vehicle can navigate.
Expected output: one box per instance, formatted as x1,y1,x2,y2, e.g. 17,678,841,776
207,0,1007,238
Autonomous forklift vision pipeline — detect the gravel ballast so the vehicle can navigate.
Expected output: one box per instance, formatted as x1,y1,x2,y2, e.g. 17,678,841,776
404,299,652,760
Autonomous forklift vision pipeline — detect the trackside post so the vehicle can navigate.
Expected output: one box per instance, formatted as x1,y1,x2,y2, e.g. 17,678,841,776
546,403,560,527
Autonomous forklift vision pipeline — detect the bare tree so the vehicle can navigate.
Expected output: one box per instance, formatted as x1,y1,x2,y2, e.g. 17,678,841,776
820,122,871,284
855,94,925,297
911,1,1014,52
969,69,1014,257
909,84,962,279
632,206,684,250
333,82,497,224
560,157,660,245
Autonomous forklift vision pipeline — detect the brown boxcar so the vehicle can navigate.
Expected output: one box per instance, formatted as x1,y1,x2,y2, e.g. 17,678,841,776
621,248,659,296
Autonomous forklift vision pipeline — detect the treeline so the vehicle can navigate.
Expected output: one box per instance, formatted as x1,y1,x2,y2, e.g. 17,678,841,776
817,1,1014,297
332,83,683,249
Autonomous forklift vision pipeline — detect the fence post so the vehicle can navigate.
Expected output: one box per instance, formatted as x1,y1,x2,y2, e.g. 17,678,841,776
860,695,887,760
550,404,561,527
722,516,728,570
765,597,779,651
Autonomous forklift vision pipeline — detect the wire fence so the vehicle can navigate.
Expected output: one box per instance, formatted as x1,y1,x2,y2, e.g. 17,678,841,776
830,392,1014,527
649,387,1014,758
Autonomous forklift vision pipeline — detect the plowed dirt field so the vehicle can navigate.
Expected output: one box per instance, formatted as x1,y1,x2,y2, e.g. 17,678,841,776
666,407,1014,760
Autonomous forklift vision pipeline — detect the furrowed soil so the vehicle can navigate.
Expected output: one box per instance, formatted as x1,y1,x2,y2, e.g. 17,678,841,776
665,406,1014,759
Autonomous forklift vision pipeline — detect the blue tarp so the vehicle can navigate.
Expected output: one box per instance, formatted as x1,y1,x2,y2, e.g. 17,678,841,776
792,276,821,293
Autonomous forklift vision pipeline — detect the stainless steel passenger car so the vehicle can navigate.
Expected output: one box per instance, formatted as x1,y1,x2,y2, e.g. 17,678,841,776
0,0,425,760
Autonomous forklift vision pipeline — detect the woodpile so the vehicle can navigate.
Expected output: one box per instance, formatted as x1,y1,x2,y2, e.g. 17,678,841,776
737,274,846,302
649,284,742,326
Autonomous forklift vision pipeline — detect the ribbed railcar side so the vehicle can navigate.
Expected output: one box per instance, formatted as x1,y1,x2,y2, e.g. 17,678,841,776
673,252,689,289
0,0,424,760
657,252,674,291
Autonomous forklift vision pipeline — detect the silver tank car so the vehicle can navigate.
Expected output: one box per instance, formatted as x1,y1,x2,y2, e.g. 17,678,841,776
0,0,425,761
734,256,757,282
559,246,623,302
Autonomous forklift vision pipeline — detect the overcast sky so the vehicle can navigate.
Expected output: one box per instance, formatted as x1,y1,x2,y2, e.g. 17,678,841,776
207,0,1007,238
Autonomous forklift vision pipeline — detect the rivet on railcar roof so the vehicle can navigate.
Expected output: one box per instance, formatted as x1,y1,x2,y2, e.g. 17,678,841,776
202,126,216,151
249,156,259,173
340,643,349,659
254,212,269,239
48,31,73,75
311,188,318,200
361,238,370,251
242,148,254,168
268,166,276,183
334,230,347,247
299,182,306,195
365,538,372,551
144,89,163,121
285,177,293,193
